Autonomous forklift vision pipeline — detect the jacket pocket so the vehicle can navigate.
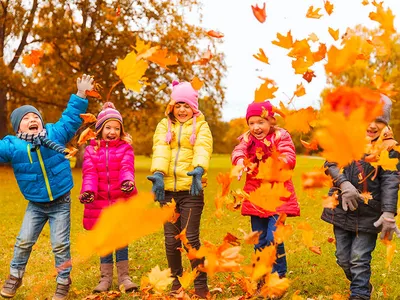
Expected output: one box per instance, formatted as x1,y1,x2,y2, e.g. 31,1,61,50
367,199,381,212
18,174,38,181
50,162,69,175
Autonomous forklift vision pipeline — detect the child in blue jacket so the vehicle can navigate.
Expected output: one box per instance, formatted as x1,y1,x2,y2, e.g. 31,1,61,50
0,74,94,300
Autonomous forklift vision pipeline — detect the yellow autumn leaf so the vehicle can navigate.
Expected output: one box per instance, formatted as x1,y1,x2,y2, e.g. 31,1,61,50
371,150,398,171
260,272,290,298
191,76,204,90
248,183,290,213
178,269,198,289
142,265,174,292
115,50,148,92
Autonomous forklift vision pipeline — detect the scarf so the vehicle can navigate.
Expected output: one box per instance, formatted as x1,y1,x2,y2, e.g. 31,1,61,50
17,129,67,155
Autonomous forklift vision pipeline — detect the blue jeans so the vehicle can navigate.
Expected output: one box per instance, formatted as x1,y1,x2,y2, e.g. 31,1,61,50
100,246,128,264
10,193,71,284
334,226,377,299
251,215,287,277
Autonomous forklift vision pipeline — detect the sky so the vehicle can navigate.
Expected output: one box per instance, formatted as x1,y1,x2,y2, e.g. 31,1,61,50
186,0,400,121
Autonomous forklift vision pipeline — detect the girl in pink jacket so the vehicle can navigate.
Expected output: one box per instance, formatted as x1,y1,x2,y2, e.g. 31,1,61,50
79,102,138,293
231,101,300,281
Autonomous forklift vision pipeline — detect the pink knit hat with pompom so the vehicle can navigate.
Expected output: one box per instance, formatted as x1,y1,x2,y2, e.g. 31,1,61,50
95,102,123,132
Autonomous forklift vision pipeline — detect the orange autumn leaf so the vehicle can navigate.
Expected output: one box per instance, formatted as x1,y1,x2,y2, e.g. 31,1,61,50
292,290,305,300
328,27,339,41
216,172,232,197
324,39,360,74
327,237,336,244
248,183,290,213
244,245,276,281
192,48,212,65
301,171,330,189
77,193,175,257
260,272,290,298
223,232,241,246
80,113,97,124
272,31,293,49
309,246,322,255
362,0,369,5
306,6,323,19
273,221,293,244
147,48,178,69
251,3,266,23
165,200,180,223
140,265,174,292
297,222,314,248
369,2,396,34
324,1,334,15
65,147,78,159
22,49,44,67
381,238,396,268
372,75,397,97
322,192,339,209
284,107,316,134
302,70,316,83
85,90,102,99
292,57,314,75
254,80,278,102
360,191,373,204
239,228,262,245
207,30,224,38
253,48,269,64
116,5,121,16
312,43,327,62
230,164,245,179
308,33,319,42
191,77,204,90
294,83,306,97
288,39,313,60
300,139,319,151
77,127,97,146
178,269,198,289
256,151,294,182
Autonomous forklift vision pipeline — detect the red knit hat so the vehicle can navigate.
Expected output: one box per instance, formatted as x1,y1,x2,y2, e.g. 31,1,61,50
95,102,123,132
246,101,275,122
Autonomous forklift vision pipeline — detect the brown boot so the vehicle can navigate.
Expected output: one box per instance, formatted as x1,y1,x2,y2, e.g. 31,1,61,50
93,263,113,293
116,260,138,292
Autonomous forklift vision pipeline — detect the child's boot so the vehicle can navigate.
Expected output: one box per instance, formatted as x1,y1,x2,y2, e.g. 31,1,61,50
93,263,113,293
0,275,22,298
116,260,138,292
52,277,71,300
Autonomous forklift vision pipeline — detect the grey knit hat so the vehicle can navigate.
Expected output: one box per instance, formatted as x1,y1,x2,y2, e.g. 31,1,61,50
10,105,44,133
375,94,392,125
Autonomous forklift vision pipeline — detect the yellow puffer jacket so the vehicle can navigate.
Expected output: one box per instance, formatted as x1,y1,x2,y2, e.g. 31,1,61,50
150,114,213,191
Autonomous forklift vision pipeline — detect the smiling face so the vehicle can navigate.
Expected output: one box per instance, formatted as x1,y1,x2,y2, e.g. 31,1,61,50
366,120,386,140
18,113,43,134
101,120,121,141
173,102,194,123
248,116,271,140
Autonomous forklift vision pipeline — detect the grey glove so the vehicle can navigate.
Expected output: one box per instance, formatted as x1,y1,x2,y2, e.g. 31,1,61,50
76,74,95,98
147,172,165,201
339,181,361,211
187,166,204,196
374,212,400,240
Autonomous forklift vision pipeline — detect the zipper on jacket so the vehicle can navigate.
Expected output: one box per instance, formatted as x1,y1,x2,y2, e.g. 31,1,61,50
26,145,33,164
37,148,54,201
173,124,183,191
106,142,111,204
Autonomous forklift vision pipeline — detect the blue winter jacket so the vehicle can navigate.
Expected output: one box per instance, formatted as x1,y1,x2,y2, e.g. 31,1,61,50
0,94,88,202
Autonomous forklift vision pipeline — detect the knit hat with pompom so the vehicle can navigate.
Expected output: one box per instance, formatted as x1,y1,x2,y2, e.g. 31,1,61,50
95,102,123,132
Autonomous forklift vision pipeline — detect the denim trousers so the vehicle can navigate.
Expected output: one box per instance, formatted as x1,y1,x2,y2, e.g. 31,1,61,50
10,193,72,285
334,226,377,299
100,246,128,264
250,215,287,277
160,191,207,290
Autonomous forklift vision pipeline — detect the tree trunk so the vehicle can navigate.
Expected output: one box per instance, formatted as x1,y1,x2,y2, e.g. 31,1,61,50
0,88,8,138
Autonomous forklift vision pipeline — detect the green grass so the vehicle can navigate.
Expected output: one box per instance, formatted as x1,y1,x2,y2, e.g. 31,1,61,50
0,155,399,299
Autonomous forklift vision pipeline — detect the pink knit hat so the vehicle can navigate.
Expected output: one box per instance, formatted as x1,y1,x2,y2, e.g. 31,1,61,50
246,101,275,122
165,80,200,145
95,102,123,132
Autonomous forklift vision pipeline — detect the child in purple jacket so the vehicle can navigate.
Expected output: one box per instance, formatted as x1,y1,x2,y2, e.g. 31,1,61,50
79,102,138,293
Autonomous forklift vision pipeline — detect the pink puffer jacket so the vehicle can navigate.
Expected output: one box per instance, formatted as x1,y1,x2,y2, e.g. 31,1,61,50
81,139,137,230
231,128,300,218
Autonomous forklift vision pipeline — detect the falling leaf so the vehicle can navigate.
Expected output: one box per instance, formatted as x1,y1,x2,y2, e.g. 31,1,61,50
306,6,323,19
308,33,319,42
223,233,241,246
192,48,213,65
362,0,369,5
141,265,174,292
360,191,373,204
256,150,294,182
312,43,327,62
302,70,316,83
77,127,97,145
239,229,262,245
260,272,290,298
253,48,269,64
156,83,167,92
272,31,293,49
178,269,198,289
324,1,334,15
370,150,398,171
248,182,290,213
381,238,396,268
22,49,44,67
85,90,102,99
65,147,78,159
115,50,148,92
254,80,278,102
80,113,97,124
116,5,121,16
216,172,232,197
207,30,224,38
328,27,339,41
251,3,266,23
191,77,204,90
147,48,178,69
369,3,396,34
297,222,315,248
302,171,330,189
300,139,319,151
294,83,306,97
322,192,339,209
244,245,276,281
309,246,322,255
274,221,293,244
284,107,317,134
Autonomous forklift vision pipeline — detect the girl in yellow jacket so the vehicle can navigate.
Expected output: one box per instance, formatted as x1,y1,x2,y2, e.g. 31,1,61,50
147,80,212,299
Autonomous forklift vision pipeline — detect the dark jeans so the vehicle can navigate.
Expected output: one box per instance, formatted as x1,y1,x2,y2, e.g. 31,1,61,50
334,226,377,299
160,191,207,290
100,246,128,264
251,215,287,277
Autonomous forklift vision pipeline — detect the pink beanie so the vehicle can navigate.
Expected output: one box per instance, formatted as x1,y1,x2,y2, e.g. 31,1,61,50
246,101,275,122
166,80,200,145
95,102,123,132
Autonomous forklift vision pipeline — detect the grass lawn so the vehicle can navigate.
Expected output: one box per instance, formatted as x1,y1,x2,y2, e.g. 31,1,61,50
0,155,399,299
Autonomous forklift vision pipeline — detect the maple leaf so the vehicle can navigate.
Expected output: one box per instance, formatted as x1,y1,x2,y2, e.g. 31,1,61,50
362,0,369,5
192,48,213,65
302,70,316,83
253,48,269,64
284,107,316,134
80,113,97,124
207,30,224,38
308,33,319,42
132,37,152,57
244,245,276,281
372,75,397,97
371,150,398,171
300,139,318,151
309,245,322,255
254,80,278,102
297,222,314,248
178,269,198,289
306,6,323,19
147,48,178,69
294,83,306,97
328,27,339,41
64,147,78,159
292,57,314,75
324,1,334,15
259,272,290,298
256,151,294,182
216,172,232,197
141,265,174,292
77,193,175,257
273,221,293,244
312,43,327,62
322,192,339,209
248,182,290,213
115,50,148,92
239,228,262,245
77,127,97,146
191,77,203,90
22,49,44,67
85,90,102,99
324,37,361,74
224,233,241,246
271,31,293,49
251,3,266,23
369,3,396,34
226,189,245,211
